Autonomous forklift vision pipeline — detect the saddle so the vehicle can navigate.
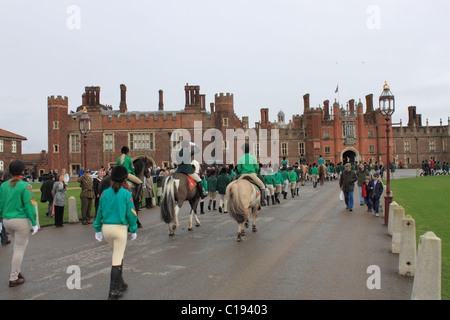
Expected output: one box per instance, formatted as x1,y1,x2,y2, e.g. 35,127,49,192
241,176,261,196
178,173,198,191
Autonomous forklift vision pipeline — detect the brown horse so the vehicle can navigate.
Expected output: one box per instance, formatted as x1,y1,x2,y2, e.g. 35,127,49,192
226,178,261,242
160,173,201,236
299,164,308,186
318,164,327,185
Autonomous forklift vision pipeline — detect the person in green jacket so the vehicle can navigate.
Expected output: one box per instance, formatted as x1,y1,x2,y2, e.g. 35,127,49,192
311,163,319,188
274,170,283,204
217,167,231,213
288,167,298,198
117,146,143,202
264,168,276,205
237,143,265,190
198,173,208,214
0,160,39,287
93,165,138,300
280,167,289,199
207,171,217,211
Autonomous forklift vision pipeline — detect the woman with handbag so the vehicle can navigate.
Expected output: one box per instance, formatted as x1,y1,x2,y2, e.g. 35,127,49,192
52,173,67,227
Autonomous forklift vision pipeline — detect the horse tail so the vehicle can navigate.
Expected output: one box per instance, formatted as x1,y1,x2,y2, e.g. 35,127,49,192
226,182,246,223
160,175,175,224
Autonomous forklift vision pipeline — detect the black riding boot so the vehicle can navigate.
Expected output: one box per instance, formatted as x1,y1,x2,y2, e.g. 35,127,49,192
276,193,281,204
197,182,207,199
283,191,287,199
208,200,212,211
200,202,205,214
119,260,128,292
266,196,270,206
134,183,143,202
291,189,295,198
271,195,276,205
157,196,161,206
108,266,123,300
213,200,216,210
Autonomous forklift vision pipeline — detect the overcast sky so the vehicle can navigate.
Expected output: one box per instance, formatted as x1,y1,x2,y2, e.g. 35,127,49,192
1,0,449,154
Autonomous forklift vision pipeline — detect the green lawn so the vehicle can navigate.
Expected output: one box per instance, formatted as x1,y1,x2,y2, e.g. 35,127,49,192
390,175,450,300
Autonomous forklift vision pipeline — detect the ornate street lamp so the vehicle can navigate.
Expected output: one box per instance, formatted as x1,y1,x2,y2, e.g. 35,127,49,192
379,81,395,226
79,106,92,170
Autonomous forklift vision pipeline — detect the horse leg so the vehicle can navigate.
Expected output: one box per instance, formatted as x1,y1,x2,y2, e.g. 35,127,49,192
173,205,180,230
237,223,243,242
188,209,193,231
194,211,201,227
168,223,174,236
252,206,258,232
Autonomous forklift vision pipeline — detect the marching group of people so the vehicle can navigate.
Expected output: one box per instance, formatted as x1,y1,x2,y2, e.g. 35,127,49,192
0,143,390,299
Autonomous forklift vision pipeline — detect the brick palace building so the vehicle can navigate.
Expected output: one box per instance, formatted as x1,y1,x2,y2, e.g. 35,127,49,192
43,83,449,180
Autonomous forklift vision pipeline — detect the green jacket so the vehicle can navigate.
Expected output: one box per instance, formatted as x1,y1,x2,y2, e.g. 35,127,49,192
217,174,231,194
281,171,289,181
356,169,370,187
117,154,135,175
0,179,37,226
275,172,283,184
207,176,217,192
311,167,318,175
176,145,200,174
93,186,138,233
288,171,297,182
237,153,259,174
264,174,276,186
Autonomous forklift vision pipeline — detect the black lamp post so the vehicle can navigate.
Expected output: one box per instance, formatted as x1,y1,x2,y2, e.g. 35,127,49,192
379,81,395,226
79,106,92,170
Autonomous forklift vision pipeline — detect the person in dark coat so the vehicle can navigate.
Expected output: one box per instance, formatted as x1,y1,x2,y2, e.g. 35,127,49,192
339,163,357,211
372,173,384,217
216,167,231,213
40,174,55,217
175,141,207,199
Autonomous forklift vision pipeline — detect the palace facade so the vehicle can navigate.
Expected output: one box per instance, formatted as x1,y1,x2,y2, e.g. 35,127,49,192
44,83,449,180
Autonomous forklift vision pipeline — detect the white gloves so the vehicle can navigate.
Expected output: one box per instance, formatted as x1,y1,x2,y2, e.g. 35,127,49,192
32,225,39,235
95,232,137,242
0,222,2,233
95,232,103,242
190,142,195,147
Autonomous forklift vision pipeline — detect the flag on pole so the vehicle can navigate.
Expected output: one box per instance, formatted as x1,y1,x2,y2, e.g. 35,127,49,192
335,84,339,93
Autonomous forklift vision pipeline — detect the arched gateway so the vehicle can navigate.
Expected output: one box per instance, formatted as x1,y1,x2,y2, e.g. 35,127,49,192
341,147,360,164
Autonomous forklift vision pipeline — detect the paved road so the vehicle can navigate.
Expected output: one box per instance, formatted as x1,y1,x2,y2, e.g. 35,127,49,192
0,175,413,300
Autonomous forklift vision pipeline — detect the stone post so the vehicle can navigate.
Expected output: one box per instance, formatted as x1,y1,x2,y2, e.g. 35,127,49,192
399,215,416,276
68,196,79,223
411,231,441,300
387,201,399,236
391,205,405,254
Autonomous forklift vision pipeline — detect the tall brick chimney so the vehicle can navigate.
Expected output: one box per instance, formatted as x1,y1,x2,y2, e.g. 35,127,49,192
408,106,416,126
365,94,374,113
323,100,330,120
303,94,310,113
158,90,164,111
120,84,127,113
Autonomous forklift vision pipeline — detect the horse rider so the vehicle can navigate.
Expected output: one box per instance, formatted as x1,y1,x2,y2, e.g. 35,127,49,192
236,143,266,191
117,146,143,202
175,140,207,199
300,154,306,165
318,154,324,166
